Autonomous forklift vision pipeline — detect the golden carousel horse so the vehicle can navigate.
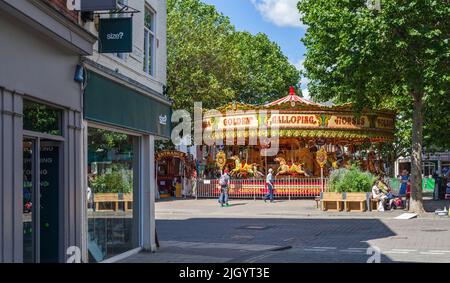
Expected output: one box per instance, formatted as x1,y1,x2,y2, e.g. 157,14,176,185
230,156,256,178
274,157,310,177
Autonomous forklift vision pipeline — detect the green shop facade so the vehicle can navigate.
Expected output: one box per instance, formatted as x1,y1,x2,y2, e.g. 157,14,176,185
83,61,172,262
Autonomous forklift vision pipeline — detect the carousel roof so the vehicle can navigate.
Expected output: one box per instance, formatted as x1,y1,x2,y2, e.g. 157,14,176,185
267,86,322,107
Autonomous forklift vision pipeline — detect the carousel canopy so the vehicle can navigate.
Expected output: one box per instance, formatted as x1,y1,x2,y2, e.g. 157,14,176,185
267,86,322,107
202,87,396,144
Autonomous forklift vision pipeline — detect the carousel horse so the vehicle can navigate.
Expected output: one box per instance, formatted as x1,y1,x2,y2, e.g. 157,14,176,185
230,156,254,178
252,164,265,178
274,157,310,177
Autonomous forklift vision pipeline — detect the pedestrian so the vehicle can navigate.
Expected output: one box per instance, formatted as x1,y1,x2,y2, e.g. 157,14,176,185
264,168,275,203
218,169,230,207
399,169,409,196
372,178,388,211
191,171,197,198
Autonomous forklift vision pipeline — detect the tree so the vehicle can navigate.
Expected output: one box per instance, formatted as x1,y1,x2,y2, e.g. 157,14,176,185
167,0,300,111
298,0,449,212
232,32,301,105
167,0,239,110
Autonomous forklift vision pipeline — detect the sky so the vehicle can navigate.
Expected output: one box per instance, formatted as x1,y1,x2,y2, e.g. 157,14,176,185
201,0,310,97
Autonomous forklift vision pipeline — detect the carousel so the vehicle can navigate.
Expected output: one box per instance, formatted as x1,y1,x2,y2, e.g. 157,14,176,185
156,150,195,198
195,87,396,198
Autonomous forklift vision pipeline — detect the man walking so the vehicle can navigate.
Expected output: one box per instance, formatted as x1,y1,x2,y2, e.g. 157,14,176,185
219,169,230,207
264,168,274,203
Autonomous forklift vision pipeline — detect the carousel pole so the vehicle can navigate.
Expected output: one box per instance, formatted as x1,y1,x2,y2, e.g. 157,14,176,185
321,167,324,192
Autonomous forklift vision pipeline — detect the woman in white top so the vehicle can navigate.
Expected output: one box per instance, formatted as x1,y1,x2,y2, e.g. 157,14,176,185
372,179,387,211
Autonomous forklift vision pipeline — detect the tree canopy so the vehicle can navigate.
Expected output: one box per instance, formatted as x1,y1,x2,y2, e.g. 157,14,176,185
167,0,300,110
298,0,449,212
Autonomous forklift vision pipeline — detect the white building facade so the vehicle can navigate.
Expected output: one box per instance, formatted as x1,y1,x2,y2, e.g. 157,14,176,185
81,0,171,263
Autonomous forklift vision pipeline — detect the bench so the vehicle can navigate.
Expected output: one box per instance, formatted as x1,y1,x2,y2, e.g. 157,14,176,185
370,197,378,211
343,192,367,212
321,192,343,211
123,193,133,211
94,193,133,211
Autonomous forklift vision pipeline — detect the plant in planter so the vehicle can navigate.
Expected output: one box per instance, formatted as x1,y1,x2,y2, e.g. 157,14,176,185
329,165,376,193
90,165,133,194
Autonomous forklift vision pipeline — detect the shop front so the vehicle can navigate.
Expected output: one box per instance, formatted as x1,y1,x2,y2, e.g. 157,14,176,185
156,150,196,198
0,0,96,263
83,67,171,262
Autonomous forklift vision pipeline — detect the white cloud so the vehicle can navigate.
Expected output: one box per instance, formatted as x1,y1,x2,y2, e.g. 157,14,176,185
251,0,305,28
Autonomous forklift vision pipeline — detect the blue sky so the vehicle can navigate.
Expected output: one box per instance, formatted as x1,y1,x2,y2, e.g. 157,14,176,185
201,0,309,94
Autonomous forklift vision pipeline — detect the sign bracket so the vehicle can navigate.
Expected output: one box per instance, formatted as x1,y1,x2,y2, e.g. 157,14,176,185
92,4,140,16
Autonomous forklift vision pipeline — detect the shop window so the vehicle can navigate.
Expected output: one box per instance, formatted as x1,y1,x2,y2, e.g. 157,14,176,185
87,127,139,262
23,100,62,136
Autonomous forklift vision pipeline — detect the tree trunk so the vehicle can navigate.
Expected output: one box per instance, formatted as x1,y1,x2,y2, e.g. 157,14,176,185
410,92,425,213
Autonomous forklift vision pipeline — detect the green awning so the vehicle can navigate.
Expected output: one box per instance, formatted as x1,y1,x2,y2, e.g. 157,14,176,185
84,71,172,138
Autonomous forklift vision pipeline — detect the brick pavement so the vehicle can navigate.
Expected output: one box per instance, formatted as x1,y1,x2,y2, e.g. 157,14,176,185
121,199,450,263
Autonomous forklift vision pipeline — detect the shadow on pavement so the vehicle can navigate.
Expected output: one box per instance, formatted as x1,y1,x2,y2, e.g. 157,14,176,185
153,218,397,263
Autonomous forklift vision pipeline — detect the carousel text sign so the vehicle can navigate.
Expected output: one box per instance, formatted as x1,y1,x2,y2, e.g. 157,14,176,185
204,113,387,130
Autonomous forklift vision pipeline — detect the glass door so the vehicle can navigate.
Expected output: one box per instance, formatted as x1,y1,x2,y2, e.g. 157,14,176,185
23,138,36,263
23,137,61,263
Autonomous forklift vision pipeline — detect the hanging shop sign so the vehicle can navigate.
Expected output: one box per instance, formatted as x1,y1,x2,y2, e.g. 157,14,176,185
98,17,133,53
79,0,117,11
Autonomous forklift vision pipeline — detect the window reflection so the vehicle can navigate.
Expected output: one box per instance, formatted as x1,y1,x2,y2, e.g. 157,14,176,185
87,128,138,262
23,100,62,136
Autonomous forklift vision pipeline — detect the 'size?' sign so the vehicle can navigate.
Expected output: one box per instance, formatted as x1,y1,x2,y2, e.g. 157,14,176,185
98,18,133,53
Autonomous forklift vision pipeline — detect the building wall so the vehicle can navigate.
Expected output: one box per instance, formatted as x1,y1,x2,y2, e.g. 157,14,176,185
0,89,23,263
0,0,94,262
46,0,78,22
0,9,83,111
84,0,167,96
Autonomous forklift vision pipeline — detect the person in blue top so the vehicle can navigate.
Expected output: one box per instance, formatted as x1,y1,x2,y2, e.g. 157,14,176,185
399,169,409,196
264,168,275,203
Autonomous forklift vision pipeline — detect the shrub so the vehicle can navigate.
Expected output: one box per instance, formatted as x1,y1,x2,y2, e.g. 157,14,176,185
90,165,133,194
329,165,375,193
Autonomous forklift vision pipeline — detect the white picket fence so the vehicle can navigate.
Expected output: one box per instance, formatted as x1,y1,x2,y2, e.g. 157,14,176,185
195,177,330,199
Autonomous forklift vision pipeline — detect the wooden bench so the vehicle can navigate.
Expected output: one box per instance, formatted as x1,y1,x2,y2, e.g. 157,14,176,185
370,197,378,211
123,193,133,211
321,192,343,211
344,192,367,212
94,193,133,211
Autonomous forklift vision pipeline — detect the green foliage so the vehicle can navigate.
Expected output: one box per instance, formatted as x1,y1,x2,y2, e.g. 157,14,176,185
90,165,133,194
23,100,61,135
329,165,376,193
88,128,130,153
167,0,300,111
298,0,449,151
232,32,301,105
